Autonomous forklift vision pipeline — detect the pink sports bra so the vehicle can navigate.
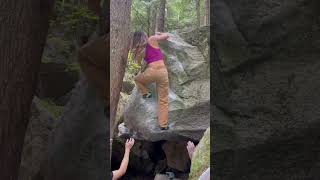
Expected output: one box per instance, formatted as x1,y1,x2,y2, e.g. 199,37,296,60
144,43,164,64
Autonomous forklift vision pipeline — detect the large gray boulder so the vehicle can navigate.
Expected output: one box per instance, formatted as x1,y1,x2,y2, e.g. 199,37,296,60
213,0,320,179
36,62,79,103
18,97,55,180
119,32,210,142
47,77,108,180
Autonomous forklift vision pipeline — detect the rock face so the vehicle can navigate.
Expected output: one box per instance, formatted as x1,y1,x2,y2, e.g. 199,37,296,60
189,128,210,180
179,26,209,61
213,0,320,179
36,62,79,102
120,31,210,142
162,141,190,172
47,77,108,180
18,97,55,180
162,142,190,172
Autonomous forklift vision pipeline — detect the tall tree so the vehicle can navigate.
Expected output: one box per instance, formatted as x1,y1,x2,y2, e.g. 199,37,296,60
99,0,109,35
147,3,151,35
88,0,100,15
110,0,132,148
0,0,54,179
155,0,166,32
196,0,201,27
204,0,209,26
150,3,158,35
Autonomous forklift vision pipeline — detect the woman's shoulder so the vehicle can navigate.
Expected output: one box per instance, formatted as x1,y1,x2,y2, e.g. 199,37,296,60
147,37,159,48
148,36,157,43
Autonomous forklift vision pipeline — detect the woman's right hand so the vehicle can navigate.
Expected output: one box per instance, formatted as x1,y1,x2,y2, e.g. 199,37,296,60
125,138,135,151
187,141,196,159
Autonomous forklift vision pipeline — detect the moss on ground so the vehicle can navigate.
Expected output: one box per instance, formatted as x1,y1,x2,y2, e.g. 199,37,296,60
189,127,210,180
65,62,81,72
38,98,64,118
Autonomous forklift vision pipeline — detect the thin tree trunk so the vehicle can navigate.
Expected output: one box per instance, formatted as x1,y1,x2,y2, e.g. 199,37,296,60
205,0,209,26
110,0,132,153
88,0,100,15
0,0,54,179
147,5,151,35
155,0,166,32
99,0,109,35
150,3,157,35
196,0,201,27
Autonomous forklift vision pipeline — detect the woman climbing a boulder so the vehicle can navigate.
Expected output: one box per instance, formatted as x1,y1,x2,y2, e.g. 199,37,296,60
130,31,170,130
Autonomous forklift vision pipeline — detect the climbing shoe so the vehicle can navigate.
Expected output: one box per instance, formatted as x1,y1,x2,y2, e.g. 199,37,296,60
160,126,169,130
165,172,175,179
142,92,152,99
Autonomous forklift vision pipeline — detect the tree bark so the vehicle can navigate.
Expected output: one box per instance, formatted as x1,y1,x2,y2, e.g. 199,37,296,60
204,0,209,26
88,0,101,15
99,0,109,35
196,0,201,27
155,0,166,32
0,0,54,179
150,3,158,35
147,4,151,35
110,0,132,146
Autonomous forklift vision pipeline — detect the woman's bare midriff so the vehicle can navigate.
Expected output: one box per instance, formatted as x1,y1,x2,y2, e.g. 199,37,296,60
147,60,166,69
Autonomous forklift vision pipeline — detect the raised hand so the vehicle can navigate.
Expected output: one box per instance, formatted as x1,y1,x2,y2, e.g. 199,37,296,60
186,141,196,159
125,138,135,150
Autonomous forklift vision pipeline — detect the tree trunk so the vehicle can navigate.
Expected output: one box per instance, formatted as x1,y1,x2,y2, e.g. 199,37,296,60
110,0,132,148
99,0,109,35
88,0,101,15
196,0,201,27
0,0,54,179
150,3,158,35
147,4,151,36
204,0,209,26
155,0,166,32
78,0,87,7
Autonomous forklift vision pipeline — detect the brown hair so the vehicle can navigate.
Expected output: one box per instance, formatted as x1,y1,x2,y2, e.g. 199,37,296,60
130,31,148,65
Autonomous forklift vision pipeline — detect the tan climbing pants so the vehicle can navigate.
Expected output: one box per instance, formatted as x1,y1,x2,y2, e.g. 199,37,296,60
134,61,169,127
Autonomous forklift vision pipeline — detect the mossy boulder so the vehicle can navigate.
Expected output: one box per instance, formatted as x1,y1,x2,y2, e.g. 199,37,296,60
19,97,56,180
179,26,209,61
38,98,64,118
36,62,79,101
189,128,210,180
121,33,210,142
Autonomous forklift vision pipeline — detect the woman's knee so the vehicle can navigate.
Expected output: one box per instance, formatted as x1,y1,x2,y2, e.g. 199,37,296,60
133,75,139,82
158,97,168,105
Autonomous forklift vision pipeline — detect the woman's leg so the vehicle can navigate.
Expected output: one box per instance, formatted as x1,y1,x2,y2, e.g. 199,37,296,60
156,68,169,128
134,68,153,95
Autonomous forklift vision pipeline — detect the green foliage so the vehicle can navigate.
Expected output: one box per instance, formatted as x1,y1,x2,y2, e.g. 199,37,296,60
126,51,141,75
189,128,210,179
38,98,65,118
131,0,154,33
42,35,73,63
166,0,196,30
131,0,206,33
50,0,98,37
65,62,81,72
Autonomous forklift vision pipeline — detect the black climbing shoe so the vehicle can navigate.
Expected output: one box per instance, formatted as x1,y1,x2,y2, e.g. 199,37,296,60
166,172,175,179
142,92,152,99
160,126,169,130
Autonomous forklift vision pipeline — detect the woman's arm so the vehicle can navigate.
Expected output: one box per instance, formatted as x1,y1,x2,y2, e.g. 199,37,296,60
112,138,135,180
149,32,169,41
